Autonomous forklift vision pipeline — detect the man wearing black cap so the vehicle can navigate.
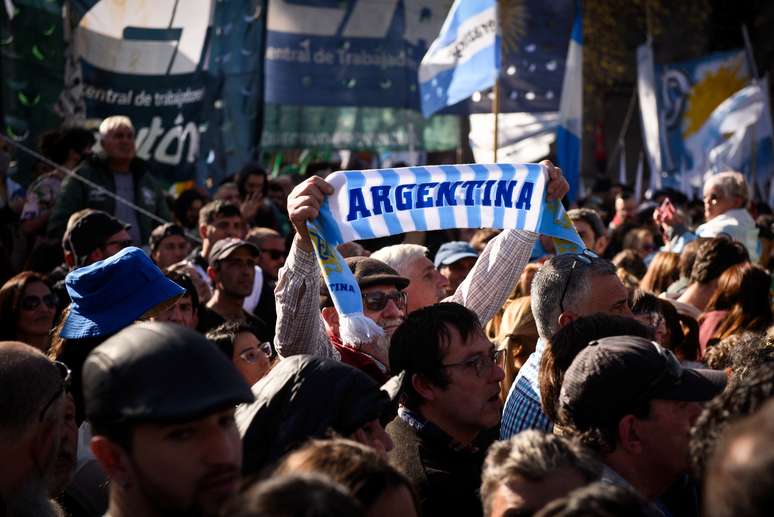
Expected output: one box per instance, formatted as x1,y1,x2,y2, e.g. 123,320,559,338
197,238,270,338
83,322,254,517
149,222,191,269
559,335,726,507
62,209,132,270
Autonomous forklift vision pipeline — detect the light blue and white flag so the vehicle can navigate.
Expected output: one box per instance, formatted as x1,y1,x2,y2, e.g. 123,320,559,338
308,163,585,344
419,0,500,118
637,40,665,191
555,2,583,202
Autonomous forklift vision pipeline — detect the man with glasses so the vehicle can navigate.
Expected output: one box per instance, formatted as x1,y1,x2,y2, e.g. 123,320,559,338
319,256,410,382
386,302,505,517
559,335,726,509
246,227,287,339
501,251,631,438
0,341,69,517
197,238,270,339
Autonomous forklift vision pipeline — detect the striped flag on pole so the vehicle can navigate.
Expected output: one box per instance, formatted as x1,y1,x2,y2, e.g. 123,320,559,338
419,0,500,118
555,2,583,202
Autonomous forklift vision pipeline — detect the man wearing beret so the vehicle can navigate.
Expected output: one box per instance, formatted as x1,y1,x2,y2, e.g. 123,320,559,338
84,322,254,517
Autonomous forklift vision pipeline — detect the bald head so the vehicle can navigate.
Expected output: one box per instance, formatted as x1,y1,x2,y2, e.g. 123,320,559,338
0,341,62,439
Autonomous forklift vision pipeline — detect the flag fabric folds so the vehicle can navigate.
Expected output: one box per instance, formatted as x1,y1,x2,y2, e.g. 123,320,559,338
636,41,664,191
307,163,585,344
555,3,583,202
419,0,500,118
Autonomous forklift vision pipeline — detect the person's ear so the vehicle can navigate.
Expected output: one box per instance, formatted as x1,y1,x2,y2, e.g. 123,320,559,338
411,373,438,403
207,266,217,283
594,235,609,255
63,250,75,269
558,311,576,329
617,414,644,455
91,436,133,487
198,223,208,241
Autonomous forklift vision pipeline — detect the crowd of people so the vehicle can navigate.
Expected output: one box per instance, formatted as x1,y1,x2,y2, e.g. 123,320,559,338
1,116,773,517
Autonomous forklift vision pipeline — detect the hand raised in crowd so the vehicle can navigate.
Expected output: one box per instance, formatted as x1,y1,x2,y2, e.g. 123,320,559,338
241,191,262,222
541,159,569,201
287,176,334,251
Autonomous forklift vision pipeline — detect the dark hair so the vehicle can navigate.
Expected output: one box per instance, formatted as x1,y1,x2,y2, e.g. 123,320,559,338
206,320,257,359
236,162,269,198
629,290,696,360
704,399,774,517
172,188,208,230
535,482,652,517
690,364,774,479
197,199,242,227
702,263,772,342
567,208,605,240
41,127,95,165
275,438,416,512
0,272,52,341
389,302,480,410
690,236,748,284
224,474,363,517
539,314,653,424
612,249,646,279
164,271,199,315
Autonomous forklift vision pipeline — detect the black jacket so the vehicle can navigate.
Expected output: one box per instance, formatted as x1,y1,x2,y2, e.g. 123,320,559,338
236,355,392,476
386,414,489,517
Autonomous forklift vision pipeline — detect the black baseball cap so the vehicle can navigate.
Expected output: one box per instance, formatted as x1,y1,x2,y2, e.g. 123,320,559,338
149,223,187,252
560,335,727,430
82,321,254,424
63,210,130,267
319,256,410,308
208,238,260,267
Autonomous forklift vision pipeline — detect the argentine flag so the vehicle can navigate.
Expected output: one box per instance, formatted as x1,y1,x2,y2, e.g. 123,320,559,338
419,0,500,118
556,3,583,202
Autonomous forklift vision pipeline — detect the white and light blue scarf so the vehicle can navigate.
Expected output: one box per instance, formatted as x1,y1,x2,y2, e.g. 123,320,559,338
307,163,585,344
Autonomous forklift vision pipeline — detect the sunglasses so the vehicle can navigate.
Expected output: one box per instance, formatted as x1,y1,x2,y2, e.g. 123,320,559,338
261,249,286,260
362,290,407,312
558,250,599,314
39,361,71,422
20,293,58,311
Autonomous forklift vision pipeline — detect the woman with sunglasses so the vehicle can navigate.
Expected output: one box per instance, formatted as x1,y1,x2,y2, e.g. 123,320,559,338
0,271,58,351
207,320,275,386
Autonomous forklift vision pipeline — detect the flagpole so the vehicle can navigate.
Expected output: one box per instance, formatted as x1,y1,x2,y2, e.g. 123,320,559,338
493,79,500,162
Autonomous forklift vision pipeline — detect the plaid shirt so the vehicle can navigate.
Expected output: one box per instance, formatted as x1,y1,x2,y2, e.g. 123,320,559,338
500,339,552,438
274,229,536,359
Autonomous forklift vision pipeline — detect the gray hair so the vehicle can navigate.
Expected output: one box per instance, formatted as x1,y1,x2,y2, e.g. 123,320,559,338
98,115,134,137
567,208,605,240
531,254,616,340
0,342,63,440
481,430,601,517
370,244,428,277
704,171,749,206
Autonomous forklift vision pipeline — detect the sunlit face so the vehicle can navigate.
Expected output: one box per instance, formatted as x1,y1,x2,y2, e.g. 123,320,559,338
703,185,739,221
361,284,406,339
153,295,196,329
125,409,242,516
101,125,136,162
257,236,286,281
438,257,477,297
403,256,448,313
212,248,256,298
204,215,246,246
231,331,270,386
488,468,589,517
573,220,597,251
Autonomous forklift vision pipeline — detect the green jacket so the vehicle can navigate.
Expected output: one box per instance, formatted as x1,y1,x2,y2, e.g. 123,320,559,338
47,155,172,243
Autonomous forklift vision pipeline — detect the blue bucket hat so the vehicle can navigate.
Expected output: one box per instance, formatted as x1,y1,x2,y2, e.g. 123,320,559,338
434,241,479,268
61,247,184,339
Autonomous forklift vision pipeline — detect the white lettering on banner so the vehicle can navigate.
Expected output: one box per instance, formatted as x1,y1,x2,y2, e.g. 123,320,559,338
136,115,199,167
75,0,213,75
267,0,451,44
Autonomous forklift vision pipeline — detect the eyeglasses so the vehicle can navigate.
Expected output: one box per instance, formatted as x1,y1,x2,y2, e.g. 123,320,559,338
239,341,274,363
558,250,599,314
20,293,58,311
39,361,71,422
102,239,133,250
362,291,407,312
261,249,286,260
442,348,504,378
